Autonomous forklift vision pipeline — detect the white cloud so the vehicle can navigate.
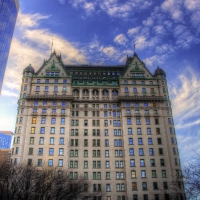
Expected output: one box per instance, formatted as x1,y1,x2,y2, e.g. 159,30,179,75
153,25,166,35
2,12,87,97
114,34,128,45
100,46,117,57
155,44,174,54
184,0,200,10
127,26,141,36
58,0,65,4
169,67,200,121
143,17,154,26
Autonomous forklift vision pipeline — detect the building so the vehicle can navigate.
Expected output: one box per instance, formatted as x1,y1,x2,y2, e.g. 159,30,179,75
0,149,11,164
0,131,13,149
12,51,184,200
0,0,19,95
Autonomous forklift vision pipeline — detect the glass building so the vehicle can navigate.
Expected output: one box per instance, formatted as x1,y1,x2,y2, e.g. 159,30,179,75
0,0,19,95
0,132,13,149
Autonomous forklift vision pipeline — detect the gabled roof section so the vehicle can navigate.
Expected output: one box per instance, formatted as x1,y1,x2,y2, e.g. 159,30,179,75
122,52,153,78
35,50,68,76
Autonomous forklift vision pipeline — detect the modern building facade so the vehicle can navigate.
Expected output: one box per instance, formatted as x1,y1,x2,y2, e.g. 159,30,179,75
0,131,13,149
0,0,19,95
12,51,184,200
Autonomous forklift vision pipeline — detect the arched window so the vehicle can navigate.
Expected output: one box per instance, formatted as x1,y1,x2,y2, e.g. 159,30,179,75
102,89,109,96
92,89,99,95
73,89,79,97
83,89,89,96
112,90,118,96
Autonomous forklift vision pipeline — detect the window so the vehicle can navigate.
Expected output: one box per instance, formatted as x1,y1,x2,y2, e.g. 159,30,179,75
41,117,46,124
155,118,159,124
159,148,163,155
172,148,176,155
150,159,155,166
106,184,111,191
49,148,54,155
51,118,56,124
124,80,128,84
148,138,153,145
141,81,145,84
105,161,110,168
30,137,34,144
140,159,145,166
105,139,109,146
141,170,146,178
63,79,67,83
138,138,143,145
114,139,122,146
157,138,162,144
137,128,142,135
48,159,53,166
129,138,133,145
115,150,123,157
149,81,153,84
58,159,63,166
146,118,150,125
130,159,135,167
104,111,108,117
106,172,110,180
60,127,65,134
61,118,65,124
139,148,144,155
54,86,58,91
32,117,36,124
50,127,55,134
124,87,129,92
28,148,33,155
105,129,109,136
133,88,137,92
142,88,146,93
169,127,173,134
127,118,132,125
38,159,42,166
160,159,165,166
132,182,137,190
50,137,54,144
126,102,130,107
168,118,171,124
84,172,88,179
84,129,88,136
129,148,134,156
84,161,88,168
156,128,160,134
130,170,136,179
39,137,44,144
142,182,147,190
171,137,175,144
128,128,132,135
84,150,88,157
105,150,109,157
59,138,64,145
152,170,157,178
162,170,166,178
38,148,43,155
147,128,151,134
84,139,88,146
144,102,148,107
153,182,158,190
59,148,64,155
61,109,65,114
163,182,168,189
40,127,45,134
143,194,148,200
136,118,140,125
36,86,40,91
149,148,154,155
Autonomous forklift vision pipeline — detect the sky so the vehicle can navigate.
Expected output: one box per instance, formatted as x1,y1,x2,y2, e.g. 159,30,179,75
0,0,200,164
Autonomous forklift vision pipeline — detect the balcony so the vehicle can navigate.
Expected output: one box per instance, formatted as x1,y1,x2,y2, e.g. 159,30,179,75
26,94,74,101
31,112,38,116
119,96,164,102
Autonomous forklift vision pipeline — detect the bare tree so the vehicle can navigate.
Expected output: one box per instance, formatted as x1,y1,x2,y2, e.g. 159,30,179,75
0,162,105,200
183,152,200,200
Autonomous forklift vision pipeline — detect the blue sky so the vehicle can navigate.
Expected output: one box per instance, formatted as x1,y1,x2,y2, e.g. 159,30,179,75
0,0,200,164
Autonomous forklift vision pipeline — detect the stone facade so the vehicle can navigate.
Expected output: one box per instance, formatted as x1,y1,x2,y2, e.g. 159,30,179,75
12,51,184,200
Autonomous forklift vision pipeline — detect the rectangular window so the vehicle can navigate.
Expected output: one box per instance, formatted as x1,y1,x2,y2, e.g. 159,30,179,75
50,137,54,144
132,182,137,190
129,148,134,156
129,138,133,145
139,148,144,155
138,138,143,145
136,118,140,125
127,118,132,125
146,118,150,125
59,138,64,145
149,148,154,155
39,137,44,144
40,127,45,134
148,138,153,145
152,170,157,178
50,127,55,134
48,159,53,166
130,159,135,167
128,128,132,135
153,182,158,190
140,159,145,167
141,170,146,178
150,159,155,166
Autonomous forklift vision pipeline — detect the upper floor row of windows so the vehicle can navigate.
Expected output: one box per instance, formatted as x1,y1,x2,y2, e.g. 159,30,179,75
24,78,67,83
